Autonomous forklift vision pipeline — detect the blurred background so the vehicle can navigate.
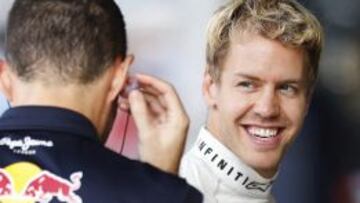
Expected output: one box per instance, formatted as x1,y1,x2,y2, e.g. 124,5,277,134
0,1,359,202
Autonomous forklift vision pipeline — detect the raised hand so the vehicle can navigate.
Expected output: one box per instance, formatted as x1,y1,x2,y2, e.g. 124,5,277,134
122,74,189,174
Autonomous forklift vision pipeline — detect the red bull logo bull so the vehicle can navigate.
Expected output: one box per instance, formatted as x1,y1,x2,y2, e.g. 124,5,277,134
0,169,13,196
0,162,83,203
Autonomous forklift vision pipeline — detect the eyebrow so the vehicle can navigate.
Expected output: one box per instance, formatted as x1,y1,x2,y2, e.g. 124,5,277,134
234,73,261,81
234,73,306,85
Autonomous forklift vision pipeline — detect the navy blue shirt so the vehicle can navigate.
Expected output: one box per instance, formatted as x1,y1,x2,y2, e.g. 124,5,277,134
0,106,202,203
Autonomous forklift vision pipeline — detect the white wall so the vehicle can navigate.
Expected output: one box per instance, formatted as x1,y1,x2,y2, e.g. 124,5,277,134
117,0,223,148
0,0,223,148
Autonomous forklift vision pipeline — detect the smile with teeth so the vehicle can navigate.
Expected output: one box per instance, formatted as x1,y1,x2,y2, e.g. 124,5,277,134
247,126,279,138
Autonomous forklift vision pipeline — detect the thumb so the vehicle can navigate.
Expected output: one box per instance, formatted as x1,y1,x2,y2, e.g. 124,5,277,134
128,90,150,133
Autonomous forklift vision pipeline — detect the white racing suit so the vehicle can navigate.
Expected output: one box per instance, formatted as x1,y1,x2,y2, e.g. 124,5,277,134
180,127,277,203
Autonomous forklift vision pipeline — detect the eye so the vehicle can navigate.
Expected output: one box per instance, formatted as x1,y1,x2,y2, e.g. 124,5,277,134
279,84,298,96
236,81,256,92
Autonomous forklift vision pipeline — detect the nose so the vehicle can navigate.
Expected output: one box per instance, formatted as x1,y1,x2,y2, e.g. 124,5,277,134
253,87,280,119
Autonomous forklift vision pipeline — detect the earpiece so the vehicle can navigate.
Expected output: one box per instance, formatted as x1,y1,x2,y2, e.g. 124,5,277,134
120,76,139,98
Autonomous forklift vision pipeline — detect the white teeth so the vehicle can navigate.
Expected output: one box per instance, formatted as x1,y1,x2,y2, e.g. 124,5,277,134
248,127,278,138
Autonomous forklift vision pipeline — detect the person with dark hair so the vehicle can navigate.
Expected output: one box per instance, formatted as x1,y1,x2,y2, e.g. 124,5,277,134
180,0,323,202
0,0,202,202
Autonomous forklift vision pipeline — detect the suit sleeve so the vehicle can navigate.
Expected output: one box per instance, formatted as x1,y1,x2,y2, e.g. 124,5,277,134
182,184,203,203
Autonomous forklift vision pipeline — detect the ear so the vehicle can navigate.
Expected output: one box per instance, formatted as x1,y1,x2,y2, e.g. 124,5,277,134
0,60,14,103
107,55,134,103
202,72,219,109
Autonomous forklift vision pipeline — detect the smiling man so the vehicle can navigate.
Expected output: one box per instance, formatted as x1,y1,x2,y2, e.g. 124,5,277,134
180,0,323,202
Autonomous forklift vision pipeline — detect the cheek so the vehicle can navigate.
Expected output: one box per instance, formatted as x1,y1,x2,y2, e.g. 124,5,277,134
281,97,308,128
217,93,252,122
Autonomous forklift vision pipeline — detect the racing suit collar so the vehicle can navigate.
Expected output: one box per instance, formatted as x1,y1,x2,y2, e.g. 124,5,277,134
193,126,277,199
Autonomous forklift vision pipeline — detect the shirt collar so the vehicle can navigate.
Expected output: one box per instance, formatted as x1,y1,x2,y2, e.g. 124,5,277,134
192,126,277,199
0,106,99,141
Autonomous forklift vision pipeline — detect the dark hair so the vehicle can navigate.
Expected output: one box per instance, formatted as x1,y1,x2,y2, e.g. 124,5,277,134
5,0,127,84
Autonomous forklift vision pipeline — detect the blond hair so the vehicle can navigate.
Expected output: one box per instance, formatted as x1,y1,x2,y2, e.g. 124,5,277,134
206,0,323,89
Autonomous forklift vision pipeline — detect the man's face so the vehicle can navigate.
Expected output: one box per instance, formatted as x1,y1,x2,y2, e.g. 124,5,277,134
205,34,309,178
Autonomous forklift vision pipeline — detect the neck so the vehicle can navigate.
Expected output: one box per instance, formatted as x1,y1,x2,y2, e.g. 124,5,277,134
11,80,109,135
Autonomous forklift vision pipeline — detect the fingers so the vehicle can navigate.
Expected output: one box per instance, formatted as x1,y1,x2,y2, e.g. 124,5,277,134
119,90,166,117
128,89,168,130
134,74,186,117
142,93,166,118
124,74,189,174
122,73,189,133
118,96,130,111
128,90,150,132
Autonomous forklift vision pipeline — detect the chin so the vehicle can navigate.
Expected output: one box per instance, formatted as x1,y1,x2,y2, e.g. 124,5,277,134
240,149,282,178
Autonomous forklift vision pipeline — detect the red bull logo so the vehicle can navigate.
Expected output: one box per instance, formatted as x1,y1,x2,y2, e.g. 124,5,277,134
0,169,13,196
0,162,83,203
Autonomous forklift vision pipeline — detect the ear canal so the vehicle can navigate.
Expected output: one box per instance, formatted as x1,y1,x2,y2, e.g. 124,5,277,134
210,84,218,109
204,74,219,110
212,103,217,109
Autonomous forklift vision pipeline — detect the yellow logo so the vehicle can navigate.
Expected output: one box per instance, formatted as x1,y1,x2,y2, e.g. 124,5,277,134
0,162,82,203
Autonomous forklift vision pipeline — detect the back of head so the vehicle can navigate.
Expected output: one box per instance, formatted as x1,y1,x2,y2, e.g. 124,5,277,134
5,0,127,85
206,0,323,90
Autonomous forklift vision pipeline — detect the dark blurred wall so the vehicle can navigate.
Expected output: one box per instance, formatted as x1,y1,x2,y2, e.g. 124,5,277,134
273,1,360,203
